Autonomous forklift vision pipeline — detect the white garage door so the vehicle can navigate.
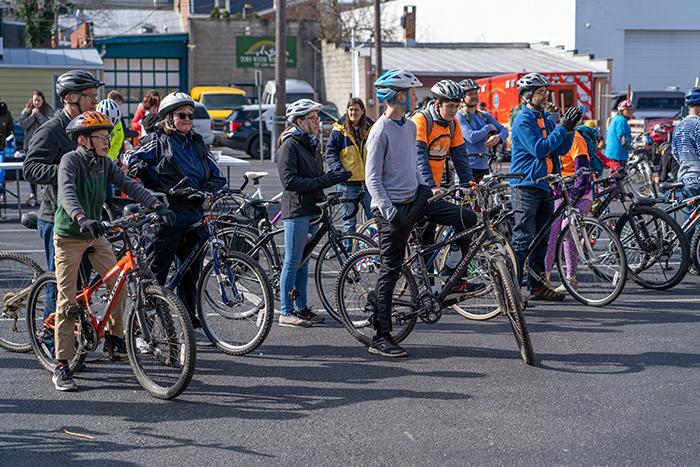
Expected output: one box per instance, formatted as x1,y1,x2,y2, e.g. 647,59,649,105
624,30,700,90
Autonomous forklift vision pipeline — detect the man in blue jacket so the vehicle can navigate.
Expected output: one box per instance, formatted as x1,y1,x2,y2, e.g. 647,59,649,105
457,79,509,180
510,73,582,300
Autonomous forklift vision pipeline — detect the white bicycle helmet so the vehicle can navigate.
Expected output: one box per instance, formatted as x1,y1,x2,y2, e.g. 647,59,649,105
286,98,323,123
158,92,195,119
96,99,122,126
431,80,464,101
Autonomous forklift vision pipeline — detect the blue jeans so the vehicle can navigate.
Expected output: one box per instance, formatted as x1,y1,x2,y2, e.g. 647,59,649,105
37,219,57,319
511,187,553,289
337,184,373,251
682,184,700,243
279,215,319,315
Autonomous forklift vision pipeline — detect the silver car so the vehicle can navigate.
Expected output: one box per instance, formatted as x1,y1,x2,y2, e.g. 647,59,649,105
193,103,214,146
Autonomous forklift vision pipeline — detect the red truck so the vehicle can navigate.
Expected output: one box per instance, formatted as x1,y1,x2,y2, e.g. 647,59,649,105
476,72,596,127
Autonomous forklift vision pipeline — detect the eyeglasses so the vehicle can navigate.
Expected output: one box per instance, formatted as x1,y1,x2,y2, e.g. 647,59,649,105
305,115,320,123
80,93,98,101
89,135,111,143
175,112,194,120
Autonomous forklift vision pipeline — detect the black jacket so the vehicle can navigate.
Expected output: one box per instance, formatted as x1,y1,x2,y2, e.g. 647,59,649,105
23,110,76,223
125,129,226,212
277,128,331,219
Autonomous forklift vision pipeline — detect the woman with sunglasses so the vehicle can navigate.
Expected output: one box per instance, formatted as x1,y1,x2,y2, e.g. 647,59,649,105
125,92,226,327
276,99,351,327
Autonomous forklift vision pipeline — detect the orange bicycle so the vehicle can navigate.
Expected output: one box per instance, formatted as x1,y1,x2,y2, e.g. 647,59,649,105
26,209,196,400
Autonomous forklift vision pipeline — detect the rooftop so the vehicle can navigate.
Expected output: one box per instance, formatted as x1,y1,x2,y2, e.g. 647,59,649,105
356,42,610,77
59,9,185,37
0,48,103,69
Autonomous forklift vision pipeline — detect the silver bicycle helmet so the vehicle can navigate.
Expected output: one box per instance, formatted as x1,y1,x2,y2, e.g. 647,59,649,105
286,98,323,123
459,79,479,93
431,80,465,101
158,92,195,119
516,73,551,98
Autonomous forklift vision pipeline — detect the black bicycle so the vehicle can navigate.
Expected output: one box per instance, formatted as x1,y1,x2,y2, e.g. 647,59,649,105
218,191,376,322
165,181,275,356
335,177,534,365
592,167,690,290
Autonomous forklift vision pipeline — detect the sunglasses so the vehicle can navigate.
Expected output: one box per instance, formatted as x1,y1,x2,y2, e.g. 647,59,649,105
175,112,194,120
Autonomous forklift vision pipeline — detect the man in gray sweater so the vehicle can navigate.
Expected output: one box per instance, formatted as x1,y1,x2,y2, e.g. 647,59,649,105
365,69,478,358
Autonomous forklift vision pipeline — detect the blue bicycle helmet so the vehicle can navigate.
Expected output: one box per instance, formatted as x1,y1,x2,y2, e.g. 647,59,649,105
685,87,700,106
375,68,422,103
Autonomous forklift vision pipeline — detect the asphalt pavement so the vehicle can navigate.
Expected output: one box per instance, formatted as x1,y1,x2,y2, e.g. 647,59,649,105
1,151,699,466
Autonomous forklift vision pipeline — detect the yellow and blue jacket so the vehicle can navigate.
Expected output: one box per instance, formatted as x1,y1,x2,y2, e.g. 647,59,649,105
324,116,373,183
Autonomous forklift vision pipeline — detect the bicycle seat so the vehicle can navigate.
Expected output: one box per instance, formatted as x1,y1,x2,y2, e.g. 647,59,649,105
635,197,665,206
20,212,38,230
248,198,279,207
123,204,141,216
244,171,269,182
659,181,684,192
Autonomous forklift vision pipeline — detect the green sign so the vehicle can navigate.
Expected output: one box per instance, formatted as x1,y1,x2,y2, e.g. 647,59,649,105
235,36,297,68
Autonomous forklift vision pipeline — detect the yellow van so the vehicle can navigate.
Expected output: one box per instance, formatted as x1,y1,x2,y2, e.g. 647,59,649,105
190,86,248,130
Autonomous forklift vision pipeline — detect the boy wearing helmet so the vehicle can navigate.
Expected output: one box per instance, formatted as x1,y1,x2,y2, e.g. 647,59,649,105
51,111,174,391
24,70,104,291
671,87,700,244
457,78,509,181
605,100,634,169
510,72,581,301
364,70,478,358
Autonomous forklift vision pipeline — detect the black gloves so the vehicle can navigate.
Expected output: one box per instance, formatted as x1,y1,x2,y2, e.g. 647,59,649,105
78,218,105,238
326,169,352,186
560,107,583,132
154,205,176,227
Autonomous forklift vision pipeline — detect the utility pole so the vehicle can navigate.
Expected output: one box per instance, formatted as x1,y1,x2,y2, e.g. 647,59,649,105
373,0,382,77
272,0,287,163
54,0,59,48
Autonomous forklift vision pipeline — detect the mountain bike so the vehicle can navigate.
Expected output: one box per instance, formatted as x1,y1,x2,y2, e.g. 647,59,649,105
593,167,690,290
26,210,196,400
218,191,375,322
166,181,275,356
335,179,534,365
0,251,44,352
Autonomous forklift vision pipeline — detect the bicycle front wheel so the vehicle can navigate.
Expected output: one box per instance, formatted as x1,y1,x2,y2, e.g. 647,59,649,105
198,251,274,355
126,284,196,400
615,206,690,290
314,233,376,322
494,259,534,365
555,217,627,306
0,252,44,352
335,248,418,346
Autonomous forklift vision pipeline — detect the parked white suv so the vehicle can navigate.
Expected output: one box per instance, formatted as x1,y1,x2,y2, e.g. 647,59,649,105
193,102,214,146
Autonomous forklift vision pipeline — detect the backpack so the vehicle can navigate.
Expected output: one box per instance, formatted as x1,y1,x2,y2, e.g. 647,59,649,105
576,126,604,177
419,109,456,141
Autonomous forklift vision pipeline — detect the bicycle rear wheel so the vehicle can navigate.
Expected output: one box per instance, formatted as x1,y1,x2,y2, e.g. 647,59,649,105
314,233,376,322
335,248,417,346
494,259,534,365
555,216,627,306
26,272,86,372
690,227,700,274
0,252,44,352
198,251,274,355
615,206,690,290
126,284,195,400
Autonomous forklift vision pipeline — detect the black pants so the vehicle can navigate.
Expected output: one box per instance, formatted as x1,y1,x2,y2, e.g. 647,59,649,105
146,210,206,324
372,186,477,337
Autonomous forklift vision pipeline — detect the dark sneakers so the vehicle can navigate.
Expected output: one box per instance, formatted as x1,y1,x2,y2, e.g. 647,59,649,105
52,365,78,392
368,335,408,358
295,308,325,325
529,285,566,301
103,335,128,361
444,280,487,304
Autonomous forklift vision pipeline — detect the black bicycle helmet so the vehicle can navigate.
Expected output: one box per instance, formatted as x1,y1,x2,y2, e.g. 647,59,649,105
56,70,105,98
459,79,479,93
431,80,464,101
516,73,551,98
